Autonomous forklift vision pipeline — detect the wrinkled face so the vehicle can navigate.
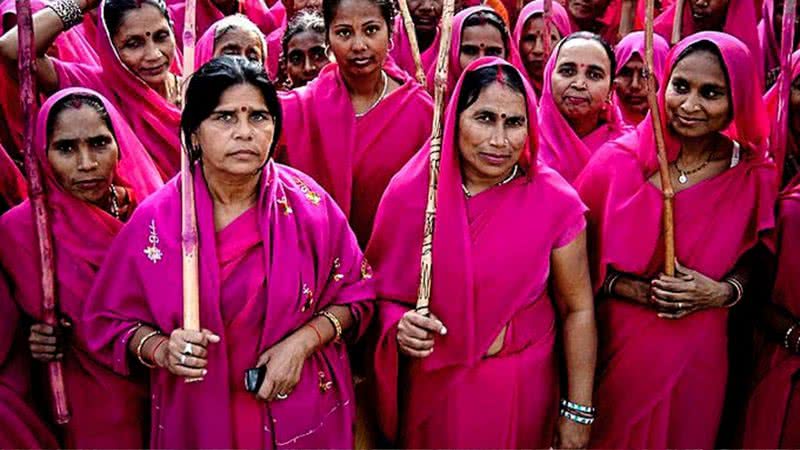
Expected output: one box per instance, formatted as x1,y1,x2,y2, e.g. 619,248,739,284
550,38,612,123
193,84,275,177
213,27,264,63
665,50,732,139
689,0,729,29
328,0,390,79
408,0,442,33
458,81,528,184
459,23,506,70
47,105,120,206
772,0,800,49
286,30,330,88
567,0,612,21
111,4,176,89
615,53,653,116
518,15,561,86
789,75,800,137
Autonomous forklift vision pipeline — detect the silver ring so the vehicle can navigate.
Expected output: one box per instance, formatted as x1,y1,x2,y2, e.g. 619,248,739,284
276,393,288,400
182,343,193,355
179,354,187,365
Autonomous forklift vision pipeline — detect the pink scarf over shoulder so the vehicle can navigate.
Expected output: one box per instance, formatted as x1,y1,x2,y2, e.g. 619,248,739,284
389,14,440,81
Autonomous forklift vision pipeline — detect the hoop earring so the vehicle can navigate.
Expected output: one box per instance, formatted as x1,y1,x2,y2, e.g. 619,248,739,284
388,37,395,52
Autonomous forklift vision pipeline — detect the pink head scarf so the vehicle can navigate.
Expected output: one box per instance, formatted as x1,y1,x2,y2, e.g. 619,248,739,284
194,14,268,68
537,34,628,183
613,31,669,125
511,0,572,93
0,144,26,212
764,49,800,191
169,0,283,48
389,14,441,80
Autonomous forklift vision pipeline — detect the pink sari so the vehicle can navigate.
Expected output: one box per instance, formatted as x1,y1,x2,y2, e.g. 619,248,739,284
759,0,780,85
511,0,572,96
279,61,433,247
194,14,268,68
538,38,629,184
53,0,183,179
389,15,440,81
368,57,587,448
83,161,374,448
763,49,800,193
0,88,162,448
575,32,777,449
566,0,623,45
0,143,26,213
265,22,284,79
613,31,669,126
169,0,283,48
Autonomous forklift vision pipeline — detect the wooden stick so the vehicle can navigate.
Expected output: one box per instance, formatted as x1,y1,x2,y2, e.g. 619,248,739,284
415,0,455,311
645,0,675,276
397,0,427,85
618,0,636,38
543,0,553,56
670,0,684,44
15,0,70,424
772,0,797,174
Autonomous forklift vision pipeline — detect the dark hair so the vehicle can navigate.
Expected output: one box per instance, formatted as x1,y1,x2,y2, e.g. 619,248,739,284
456,64,528,115
561,31,617,83
181,56,282,163
47,94,115,143
278,10,327,87
322,0,395,36
104,0,173,38
462,10,510,54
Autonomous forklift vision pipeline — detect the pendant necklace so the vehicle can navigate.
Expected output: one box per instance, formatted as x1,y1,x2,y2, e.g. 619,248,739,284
675,150,714,184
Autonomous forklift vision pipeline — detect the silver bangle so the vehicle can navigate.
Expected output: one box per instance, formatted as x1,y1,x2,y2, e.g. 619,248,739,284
48,0,83,29
723,277,744,308
784,323,799,351
561,398,596,415
604,272,621,297
560,408,595,425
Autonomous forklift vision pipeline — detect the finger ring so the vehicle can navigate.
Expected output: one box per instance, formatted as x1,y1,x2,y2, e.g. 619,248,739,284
183,343,193,355
276,393,288,400
677,303,684,309
180,354,187,365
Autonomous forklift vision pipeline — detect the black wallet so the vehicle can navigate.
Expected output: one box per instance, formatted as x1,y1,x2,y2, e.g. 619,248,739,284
244,366,267,393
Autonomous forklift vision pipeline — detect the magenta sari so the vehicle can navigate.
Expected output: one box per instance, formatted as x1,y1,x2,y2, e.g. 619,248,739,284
575,32,777,449
52,0,183,179
389,15,440,81
279,61,433,247
169,0,283,48
0,143,26,213
0,88,162,448
763,49,800,193
194,14,268,68
83,161,374,448
759,0,780,85
566,0,623,45
538,39,629,184
613,31,669,126
368,58,587,448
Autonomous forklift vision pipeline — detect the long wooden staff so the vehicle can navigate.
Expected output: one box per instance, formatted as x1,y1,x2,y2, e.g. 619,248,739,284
415,0,455,311
15,0,70,424
397,0,427,85
670,0,684,44
619,0,636,38
773,0,797,173
645,0,675,275
181,0,201,377
543,0,553,56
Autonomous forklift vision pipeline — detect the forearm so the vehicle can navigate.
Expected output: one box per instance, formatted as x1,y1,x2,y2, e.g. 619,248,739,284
126,324,167,367
294,305,355,356
607,271,651,306
0,6,71,63
561,309,597,405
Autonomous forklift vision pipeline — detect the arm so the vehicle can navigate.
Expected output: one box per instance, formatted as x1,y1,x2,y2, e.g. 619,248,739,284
605,269,653,306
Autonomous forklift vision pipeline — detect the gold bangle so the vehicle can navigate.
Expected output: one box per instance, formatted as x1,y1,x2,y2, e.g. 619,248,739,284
136,330,161,369
318,310,343,342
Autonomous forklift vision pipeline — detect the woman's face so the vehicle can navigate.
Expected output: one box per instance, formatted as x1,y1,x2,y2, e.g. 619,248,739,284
111,4,176,88
407,0,442,34
567,0,612,21
286,30,330,87
615,53,651,116
328,0,390,79
459,23,506,70
47,104,120,206
518,15,561,87
689,0,729,29
214,27,264,63
458,81,528,183
550,38,612,125
193,83,275,177
665,50,731,139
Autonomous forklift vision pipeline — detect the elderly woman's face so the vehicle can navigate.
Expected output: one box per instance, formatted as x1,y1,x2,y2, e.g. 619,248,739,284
193,83,275,177
665,50,731,139
458,81,528,183
214,27,265,63
551,38,612,125
111,4,176,89
47,104,120,206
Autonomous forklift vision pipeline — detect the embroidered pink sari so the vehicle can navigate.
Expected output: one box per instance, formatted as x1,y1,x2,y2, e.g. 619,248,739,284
368,58,587,448
538,38,629,184
0,88,162,448
614,31,669,126
83,160,374,448
279,61,433,247
0,143,26,213
511,0,572,96
575,32,776,449
389,15,440,81
194,14,268,68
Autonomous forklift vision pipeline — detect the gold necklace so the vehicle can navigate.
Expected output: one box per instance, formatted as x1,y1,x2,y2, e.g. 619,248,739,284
462,164,520,198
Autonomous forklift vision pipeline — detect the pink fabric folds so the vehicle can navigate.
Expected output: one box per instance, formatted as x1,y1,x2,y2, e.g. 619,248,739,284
0,143,26,212
763,49,800,192
575,32,776,449
537,38,629,184
265,21,284,79
367,57,587,446
83,161,374,448
194,14,268,68
389,14,441,81
53,0,184,179
170,0,283,48
0,88,162,448
759,0,780,82
279,61,433,247
511,0,572,95
613,31,669,125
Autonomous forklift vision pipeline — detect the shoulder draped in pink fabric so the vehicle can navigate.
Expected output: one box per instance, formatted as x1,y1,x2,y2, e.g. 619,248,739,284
389,14,441,80
194,14,268,68
511,0,572,95
0,88,162,448
279,61,433,247
367,57,587,447
763,49,800,193
83,160,374,448
759,0,780,83
53,0,184,179
0,143,26,212
538,37,630,184
575,32,776,449
613,31,669,125
170,0,282,48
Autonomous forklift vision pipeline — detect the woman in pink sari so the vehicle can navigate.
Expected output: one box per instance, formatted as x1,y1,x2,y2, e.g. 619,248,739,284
265,0,319,78
388,0,441,80
368,57,597,449
512,0,572,97
565,0,621,45
195,14,268,67
83,56,374,448
0,87,162,448
169,0,283,48
0,0,183,179
614,31,669,126
275,9,329,89
575,32,776,448
538,31,628,184
279,0,433,247
764,49,800,192
0,143,26,214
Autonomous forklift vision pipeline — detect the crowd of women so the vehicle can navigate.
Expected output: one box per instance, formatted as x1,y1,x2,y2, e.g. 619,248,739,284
0,0,797,447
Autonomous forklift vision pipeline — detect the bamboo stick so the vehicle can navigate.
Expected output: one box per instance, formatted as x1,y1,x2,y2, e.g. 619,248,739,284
415,0,455,311
670,0,684,44
15,0,70,424
645,0,675,276
397,0,427,85
619,0,636,38
772,0,797,175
